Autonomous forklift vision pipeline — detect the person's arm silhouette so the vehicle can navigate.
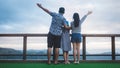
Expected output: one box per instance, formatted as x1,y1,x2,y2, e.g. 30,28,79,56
36,3,50,14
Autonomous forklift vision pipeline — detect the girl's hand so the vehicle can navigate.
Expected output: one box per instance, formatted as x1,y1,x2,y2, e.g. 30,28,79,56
87,11,93,15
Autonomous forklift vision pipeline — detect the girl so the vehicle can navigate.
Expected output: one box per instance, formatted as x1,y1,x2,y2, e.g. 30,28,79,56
71,11,92,63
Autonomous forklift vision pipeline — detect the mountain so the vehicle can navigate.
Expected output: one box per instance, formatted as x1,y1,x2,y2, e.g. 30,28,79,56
0,47,22,54
0,47,119,60
0,47,48,59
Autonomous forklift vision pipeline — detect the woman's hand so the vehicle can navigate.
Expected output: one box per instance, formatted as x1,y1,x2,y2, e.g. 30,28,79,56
87,11,93,15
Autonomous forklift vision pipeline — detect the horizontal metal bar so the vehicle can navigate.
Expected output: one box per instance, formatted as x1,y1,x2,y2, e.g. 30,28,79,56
0,34,47,37
0,54,120,56
82,34,120,37
0,54,23,56
0,34,120,37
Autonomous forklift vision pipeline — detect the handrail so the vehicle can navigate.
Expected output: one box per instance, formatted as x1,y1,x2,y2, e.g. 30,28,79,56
0,34,120,61
0,34,120,36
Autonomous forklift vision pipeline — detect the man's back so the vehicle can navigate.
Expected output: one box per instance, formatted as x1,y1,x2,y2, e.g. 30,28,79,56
49,12,66,36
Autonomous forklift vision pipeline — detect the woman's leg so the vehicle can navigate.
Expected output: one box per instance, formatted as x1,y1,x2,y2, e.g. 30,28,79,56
73,43,77,63
76,43,80,62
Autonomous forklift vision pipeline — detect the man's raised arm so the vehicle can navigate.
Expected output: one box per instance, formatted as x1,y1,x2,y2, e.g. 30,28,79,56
36,3,50,14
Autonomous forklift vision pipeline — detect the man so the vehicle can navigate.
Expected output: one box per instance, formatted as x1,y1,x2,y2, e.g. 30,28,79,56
36,3,66,64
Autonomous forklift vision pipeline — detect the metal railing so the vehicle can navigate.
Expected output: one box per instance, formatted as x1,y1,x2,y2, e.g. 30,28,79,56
0,34,120,61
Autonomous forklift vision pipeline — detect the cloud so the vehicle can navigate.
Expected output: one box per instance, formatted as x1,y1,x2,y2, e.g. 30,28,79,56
0,0,120,34
0,0,51,33
0,0,120,53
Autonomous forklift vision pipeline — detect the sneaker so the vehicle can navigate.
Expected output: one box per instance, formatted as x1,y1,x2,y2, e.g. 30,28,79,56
64,61,70,64
63,62,67,64
76,61,79,64
74,61,79,64
74,61,77,64
54,62,60,64
47,61,51,64
67,61,70,64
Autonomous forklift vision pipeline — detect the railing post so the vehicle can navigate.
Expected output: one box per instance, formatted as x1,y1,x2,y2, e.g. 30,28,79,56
82,35,86,60
111,36,115,60
23,35,27,60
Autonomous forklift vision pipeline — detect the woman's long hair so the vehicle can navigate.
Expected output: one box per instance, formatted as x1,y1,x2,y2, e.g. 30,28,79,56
73,13,80,27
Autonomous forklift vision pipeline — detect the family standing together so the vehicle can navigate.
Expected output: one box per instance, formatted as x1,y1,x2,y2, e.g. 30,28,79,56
37,3,92,64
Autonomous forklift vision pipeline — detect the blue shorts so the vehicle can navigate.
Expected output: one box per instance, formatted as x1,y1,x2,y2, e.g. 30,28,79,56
71,33,82,43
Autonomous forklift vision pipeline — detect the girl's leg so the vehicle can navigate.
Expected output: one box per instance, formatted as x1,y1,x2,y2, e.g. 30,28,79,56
63,51,67,63
73,43,77,63
76,43,80,62
66,51,68,62
66,51,70,64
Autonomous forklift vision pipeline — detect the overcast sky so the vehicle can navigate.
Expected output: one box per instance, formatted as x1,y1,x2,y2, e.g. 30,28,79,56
0,0,120,34
0,0,120,53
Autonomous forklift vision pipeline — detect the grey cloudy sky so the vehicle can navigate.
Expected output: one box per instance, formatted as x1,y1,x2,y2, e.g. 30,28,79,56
0,0,120,53
0,0,120,34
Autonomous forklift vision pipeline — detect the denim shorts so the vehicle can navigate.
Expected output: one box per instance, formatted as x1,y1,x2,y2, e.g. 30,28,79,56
71,33,82,43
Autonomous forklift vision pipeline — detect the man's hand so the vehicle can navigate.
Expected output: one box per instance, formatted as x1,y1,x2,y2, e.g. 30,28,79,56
37,3,42,8
36,3,50,14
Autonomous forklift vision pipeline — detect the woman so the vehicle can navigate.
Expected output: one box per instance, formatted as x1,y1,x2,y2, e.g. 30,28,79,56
61,21,71,64
71,11,92,63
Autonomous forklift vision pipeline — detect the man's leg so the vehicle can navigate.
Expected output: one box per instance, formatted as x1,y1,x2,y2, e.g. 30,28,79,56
47,32,53,64
47,47,52,64
54,35,61,64
54,48,59,64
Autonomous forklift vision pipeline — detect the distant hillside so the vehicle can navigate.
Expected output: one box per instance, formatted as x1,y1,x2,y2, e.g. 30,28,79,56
0,47,48,59
0,47,115,55
27,49,47,54
0,47,22,54
0,47,119,60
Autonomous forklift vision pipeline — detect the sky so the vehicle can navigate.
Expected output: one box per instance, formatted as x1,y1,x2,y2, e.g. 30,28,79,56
0,0,120,53
0,0,120,34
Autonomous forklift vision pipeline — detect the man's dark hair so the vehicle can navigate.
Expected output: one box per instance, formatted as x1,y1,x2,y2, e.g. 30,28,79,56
59,7,65,14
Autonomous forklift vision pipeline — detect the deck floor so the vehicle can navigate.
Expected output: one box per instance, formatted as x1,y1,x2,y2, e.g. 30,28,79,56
0,62,120,68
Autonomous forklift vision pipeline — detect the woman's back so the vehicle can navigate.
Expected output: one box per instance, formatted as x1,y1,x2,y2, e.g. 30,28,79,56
71,15,87,33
